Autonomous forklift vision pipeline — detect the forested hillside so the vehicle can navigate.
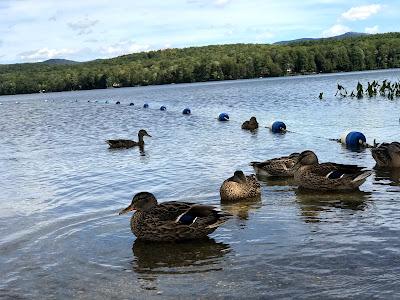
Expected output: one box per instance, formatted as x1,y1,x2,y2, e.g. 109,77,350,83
1,32,399,95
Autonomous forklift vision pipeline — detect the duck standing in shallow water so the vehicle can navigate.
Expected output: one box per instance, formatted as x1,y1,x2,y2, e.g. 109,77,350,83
241,117,259,130
371,141,400,168
294,150,372,191
106,129,151,149
119,192,230,242
220,170,261,202
250,153,300,177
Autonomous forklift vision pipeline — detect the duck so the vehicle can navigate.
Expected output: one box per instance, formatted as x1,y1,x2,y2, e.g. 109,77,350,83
293,150,372,191
250,152,300,177
371,141,400,168
119,192,230,242
220,170,261,202
241,116,259,130
106,129,151,149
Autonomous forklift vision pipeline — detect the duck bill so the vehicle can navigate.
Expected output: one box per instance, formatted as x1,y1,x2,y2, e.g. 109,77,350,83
118,204,136,215
146,133,152,137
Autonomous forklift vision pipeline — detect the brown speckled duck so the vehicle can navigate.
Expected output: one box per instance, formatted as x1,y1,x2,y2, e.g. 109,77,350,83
119,192,230,241
371,141,400,168
106,129,151,149
220,170,261,202
294,150,372,191
241,117,259,130
250,153,300,177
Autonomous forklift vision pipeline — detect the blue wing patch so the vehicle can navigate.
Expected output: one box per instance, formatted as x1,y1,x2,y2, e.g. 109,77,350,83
177,213,197,225
326,170,345,179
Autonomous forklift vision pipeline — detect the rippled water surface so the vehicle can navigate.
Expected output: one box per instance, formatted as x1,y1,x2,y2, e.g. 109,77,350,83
1,70,400,299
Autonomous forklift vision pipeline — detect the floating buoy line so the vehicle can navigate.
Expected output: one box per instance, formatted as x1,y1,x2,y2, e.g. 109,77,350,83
1,98,396,148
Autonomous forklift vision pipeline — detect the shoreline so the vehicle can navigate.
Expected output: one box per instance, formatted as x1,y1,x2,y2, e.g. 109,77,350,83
1,68,399,98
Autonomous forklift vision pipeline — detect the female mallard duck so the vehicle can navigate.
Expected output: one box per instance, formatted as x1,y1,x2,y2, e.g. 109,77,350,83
371,141,400,168
241,116,259,130
294,150,372,191
220,170,261,202
106,129,151,149
250,153,300,177
119,192,230,241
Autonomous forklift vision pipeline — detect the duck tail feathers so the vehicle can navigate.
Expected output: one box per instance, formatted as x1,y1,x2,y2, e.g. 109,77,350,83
352,171,373,183
206,212,231,229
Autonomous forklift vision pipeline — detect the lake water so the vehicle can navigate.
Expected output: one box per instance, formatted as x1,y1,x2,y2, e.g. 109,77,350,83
1,69,400,299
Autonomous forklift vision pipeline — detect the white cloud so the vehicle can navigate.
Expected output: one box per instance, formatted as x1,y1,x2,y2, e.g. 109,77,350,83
365,25,379,34
19,48,78,62
322,24,350,37
342,4,381,21
67,16,99,35
186,0,232,7
214,0,231,7
99,41,150,58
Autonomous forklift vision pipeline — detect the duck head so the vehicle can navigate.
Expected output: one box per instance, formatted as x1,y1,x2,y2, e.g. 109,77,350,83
249,117,257,124
230,170,247,183
119,192,157,214
138,129,151,138
295,150,319,167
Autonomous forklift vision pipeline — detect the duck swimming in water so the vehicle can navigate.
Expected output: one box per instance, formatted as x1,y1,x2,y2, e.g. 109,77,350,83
220,170,261,202
371,141,400,168
250,153,300,177
294,150,372,191
241,117,259,130
106,129,151,149
119,192,230,241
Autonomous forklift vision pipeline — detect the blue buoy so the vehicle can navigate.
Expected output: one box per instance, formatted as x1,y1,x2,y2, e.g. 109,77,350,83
116,101,120,105
270,121,286,133
129,103,134,106
340,131,367,147
143,103,149,108
182,108,191,115
160,105,167,111
218,113,229,121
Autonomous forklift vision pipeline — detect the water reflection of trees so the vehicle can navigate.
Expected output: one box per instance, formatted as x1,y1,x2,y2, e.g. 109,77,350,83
294,189,371,223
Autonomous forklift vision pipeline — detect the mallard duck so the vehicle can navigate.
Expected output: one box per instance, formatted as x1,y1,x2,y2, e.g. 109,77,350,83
371,141,400,168
250,153,300,177
241,116,259,130
220,170,261,202
119,192,230,242
106,129,151,149
294,150,372,191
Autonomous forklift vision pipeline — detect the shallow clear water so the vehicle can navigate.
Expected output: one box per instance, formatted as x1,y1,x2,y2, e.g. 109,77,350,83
1,69,400,299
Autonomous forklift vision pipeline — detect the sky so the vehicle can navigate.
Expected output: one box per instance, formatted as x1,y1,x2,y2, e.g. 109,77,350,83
0,0,399,64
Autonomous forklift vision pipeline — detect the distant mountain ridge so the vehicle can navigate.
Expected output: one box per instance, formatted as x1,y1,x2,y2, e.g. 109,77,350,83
40,59,80,65
274,32,369,45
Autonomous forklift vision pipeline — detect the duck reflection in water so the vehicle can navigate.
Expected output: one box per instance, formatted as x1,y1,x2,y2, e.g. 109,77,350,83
131,238,230,276
374,168,400,185
295,189,371,223
257,176,297,187
221,196,262,221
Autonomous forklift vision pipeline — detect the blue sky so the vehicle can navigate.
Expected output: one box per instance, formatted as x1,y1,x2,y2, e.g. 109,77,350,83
0,0,399,64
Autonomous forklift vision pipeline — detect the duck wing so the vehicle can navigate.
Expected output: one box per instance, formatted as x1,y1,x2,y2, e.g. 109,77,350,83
250,153,299,176
106,139,135,148
156,202,229,227
310,163,365,179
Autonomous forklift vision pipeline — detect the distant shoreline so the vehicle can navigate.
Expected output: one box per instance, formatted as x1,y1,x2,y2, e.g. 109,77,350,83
1,32,400,96
1,68,399,99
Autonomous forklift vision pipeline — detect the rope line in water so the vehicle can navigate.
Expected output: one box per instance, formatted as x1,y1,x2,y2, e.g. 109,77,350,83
4,98,399,146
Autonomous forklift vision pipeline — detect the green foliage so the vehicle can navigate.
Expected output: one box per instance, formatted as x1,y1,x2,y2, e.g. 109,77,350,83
1,33,400,95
